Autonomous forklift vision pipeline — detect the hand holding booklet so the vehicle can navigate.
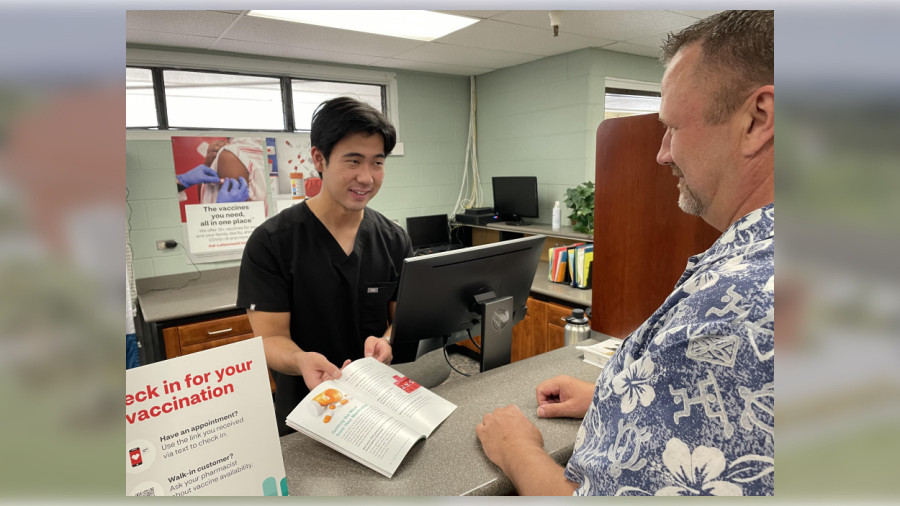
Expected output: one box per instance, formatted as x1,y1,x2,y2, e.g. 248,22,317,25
285,357,456,478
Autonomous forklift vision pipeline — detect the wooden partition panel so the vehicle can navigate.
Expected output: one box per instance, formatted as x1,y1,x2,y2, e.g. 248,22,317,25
591,114,720,337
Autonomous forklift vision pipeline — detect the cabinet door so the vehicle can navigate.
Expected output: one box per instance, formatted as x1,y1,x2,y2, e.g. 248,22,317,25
179,333,257,356
161,314,275,392
177,314,255,348
511,298,545,362
545,301,575,352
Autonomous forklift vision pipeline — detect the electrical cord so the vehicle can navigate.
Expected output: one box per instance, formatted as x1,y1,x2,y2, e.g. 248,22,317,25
466,328,481,350
127,184,204,294
443,345,470,378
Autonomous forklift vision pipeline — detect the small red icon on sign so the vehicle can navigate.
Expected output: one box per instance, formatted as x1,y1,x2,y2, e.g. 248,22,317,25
129,447,143,467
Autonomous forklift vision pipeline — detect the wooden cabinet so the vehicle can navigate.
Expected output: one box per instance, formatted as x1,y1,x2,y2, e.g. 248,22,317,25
162,313,275,391
459,296,586,364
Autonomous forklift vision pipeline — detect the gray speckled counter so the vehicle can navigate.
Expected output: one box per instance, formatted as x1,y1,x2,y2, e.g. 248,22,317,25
280,337,603,496
136,267,241,323
135,261,591,323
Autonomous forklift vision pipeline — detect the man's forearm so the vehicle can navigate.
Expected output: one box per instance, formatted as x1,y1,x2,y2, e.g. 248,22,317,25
262,335,304,375
501,445,579,496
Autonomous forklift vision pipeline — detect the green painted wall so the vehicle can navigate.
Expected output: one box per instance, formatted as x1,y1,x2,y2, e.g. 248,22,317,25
475,48,663,221
126,47,661,279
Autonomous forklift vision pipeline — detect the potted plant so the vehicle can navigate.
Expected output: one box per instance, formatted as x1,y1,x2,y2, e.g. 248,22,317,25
563,181,594,235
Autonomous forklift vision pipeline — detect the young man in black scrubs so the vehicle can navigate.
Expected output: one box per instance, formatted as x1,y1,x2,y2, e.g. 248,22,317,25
237,97,412,435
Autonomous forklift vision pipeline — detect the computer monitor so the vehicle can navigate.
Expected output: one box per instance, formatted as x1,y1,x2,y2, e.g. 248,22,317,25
406,214,450,250
390,235,546,372
492,176,539,226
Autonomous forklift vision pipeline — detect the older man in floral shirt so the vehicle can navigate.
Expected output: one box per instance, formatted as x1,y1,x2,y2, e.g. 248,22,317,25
475,10,775,495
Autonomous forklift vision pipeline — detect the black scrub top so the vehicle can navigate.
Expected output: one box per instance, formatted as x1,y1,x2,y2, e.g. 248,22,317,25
236,201,412,435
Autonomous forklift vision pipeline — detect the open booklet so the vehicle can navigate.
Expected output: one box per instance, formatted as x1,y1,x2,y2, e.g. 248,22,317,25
285,357,457,478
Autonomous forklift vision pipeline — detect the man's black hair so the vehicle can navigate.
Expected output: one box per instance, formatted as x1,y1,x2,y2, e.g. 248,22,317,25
310,96,397,168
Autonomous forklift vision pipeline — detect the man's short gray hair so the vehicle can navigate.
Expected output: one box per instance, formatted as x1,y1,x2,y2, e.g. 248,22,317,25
661,10,774,124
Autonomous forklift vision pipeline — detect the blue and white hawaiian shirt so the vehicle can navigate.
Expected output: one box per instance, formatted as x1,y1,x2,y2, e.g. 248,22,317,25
565,204,775,496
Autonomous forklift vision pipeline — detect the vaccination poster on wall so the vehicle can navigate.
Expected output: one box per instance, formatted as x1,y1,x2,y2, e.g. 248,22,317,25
125,338,287,496
171,136,267,260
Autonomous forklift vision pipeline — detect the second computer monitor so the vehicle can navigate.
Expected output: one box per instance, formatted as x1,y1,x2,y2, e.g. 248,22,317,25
492,176,539,226
406,214,450,250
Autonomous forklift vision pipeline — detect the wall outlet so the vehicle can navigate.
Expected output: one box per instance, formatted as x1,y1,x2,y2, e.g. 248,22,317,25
156,240,176,250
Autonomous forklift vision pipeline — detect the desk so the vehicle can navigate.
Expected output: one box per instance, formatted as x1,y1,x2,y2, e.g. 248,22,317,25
279,336,605,496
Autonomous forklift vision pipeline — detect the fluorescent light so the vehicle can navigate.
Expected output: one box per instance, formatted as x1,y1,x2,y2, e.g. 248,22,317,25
247,10,478,41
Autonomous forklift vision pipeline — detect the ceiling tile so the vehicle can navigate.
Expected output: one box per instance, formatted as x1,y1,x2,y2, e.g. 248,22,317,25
393,42,540,70
601,41,662,59
126,29,218,50
211,39,384,67
436,19,614,57
125,10,239,38
492,10,700,42
434,10,508,20
372,58,493,76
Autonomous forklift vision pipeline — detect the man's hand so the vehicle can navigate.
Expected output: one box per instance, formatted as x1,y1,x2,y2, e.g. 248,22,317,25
364,336,392,364
217,177,249,203
477,404,543,470
293,351,345,390
177,164,220,188
536,375,595,419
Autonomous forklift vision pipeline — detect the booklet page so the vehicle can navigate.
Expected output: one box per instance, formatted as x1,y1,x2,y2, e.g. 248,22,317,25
340,358,456,436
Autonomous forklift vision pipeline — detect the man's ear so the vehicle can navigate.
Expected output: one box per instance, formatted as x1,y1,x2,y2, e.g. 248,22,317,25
310,146,327,174
743,85,774,156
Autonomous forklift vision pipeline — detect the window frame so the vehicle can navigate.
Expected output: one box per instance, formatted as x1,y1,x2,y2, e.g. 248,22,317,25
125,47,399,138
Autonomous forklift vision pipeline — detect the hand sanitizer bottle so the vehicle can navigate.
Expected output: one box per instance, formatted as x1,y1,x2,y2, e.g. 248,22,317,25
552,201,562,231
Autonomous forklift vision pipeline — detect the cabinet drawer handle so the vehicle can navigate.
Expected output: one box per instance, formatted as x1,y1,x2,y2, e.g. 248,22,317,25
207,327,233,335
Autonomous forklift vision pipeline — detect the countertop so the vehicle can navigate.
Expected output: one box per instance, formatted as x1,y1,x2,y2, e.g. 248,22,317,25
136,267,241,323
531,261,592,307
280,336,605,496
484,221,593,242
137,258,591,324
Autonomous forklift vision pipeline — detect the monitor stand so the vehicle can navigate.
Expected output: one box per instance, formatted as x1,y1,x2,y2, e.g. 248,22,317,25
501,214,531,226
473,292,515,372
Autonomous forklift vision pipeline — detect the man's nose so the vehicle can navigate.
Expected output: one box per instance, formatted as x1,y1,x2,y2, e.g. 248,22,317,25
357,164,375,184
656,129,672,166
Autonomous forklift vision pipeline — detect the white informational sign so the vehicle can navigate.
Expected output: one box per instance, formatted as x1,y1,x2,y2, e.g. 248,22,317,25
125,338,287,496
184,201,265,255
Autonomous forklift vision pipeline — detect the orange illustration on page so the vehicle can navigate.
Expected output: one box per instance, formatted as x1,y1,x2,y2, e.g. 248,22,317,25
306,388,350,423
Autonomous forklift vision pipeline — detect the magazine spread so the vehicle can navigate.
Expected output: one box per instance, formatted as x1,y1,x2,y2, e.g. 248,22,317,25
285,357,457,478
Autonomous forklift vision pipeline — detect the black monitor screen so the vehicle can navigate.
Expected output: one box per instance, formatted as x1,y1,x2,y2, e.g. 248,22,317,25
390,235,545,371
492,176,539,225
406,214,450,249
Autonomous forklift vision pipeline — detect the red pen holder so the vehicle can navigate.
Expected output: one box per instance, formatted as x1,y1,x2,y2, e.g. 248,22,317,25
305,178,322,198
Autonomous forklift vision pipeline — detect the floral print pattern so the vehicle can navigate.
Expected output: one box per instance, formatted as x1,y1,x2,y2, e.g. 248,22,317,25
565,204,775,495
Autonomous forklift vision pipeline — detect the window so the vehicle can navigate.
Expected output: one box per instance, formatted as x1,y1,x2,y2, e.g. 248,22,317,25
125,49,395,132
163,70,284,130
291,79,383,131
126,67,157,128
604,88,661,119
603,77,661,120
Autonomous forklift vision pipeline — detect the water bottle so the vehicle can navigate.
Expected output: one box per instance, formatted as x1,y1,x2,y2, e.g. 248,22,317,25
563,308,591,345
551,201,561,231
